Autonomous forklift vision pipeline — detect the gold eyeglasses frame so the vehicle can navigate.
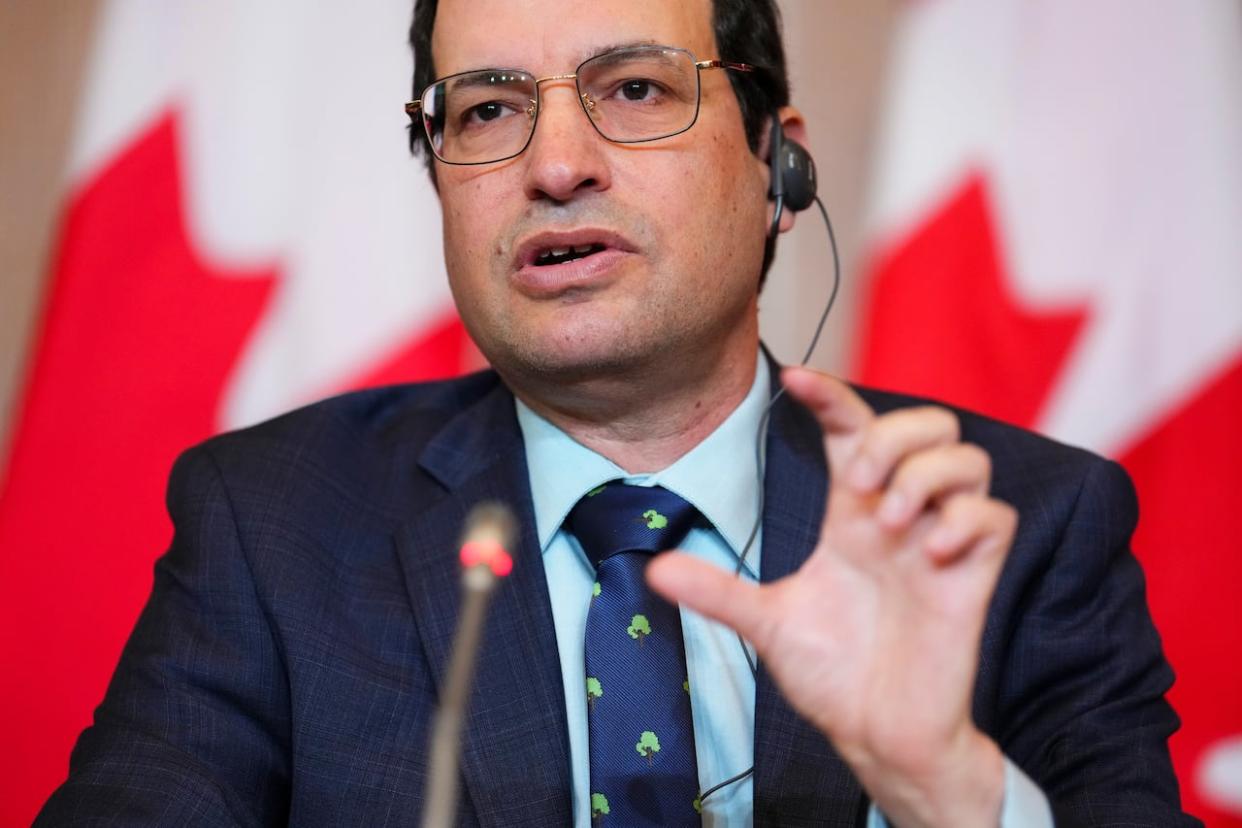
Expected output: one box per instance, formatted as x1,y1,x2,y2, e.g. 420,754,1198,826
404,45,756,165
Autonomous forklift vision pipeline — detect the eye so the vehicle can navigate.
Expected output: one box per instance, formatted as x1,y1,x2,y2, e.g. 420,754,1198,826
608,78,668,104
465,101,512,124
621,79,654,101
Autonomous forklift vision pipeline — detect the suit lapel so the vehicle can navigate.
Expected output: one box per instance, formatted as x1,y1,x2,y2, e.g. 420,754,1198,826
753,382,867,826
394,381,571,825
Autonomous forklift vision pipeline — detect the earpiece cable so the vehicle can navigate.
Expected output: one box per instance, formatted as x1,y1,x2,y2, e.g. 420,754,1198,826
698,194,840,808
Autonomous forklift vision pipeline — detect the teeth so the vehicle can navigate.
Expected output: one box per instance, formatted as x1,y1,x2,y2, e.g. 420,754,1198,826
533,243,601,265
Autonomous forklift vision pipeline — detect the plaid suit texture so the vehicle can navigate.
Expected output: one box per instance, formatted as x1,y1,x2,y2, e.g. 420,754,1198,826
37,367,1197,826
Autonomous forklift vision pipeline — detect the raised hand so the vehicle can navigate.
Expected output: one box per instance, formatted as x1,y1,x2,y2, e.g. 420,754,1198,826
647,366,1013,827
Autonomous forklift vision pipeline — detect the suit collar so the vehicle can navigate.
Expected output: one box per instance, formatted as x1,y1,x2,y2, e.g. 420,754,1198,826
753,362,867,826
395,378,572,825
513,353,771,564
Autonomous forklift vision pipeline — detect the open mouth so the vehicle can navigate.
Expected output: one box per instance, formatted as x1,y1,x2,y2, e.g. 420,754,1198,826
533,243,607,267
513,230,634,289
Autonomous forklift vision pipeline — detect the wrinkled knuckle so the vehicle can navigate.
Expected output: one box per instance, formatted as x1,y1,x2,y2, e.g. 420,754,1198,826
893,464,928,502
859,419,891,463
930,406,960,441
1000,501,1019,533
981,498,1016,535
964,443,991,475
944,492,978,523
962,441,988,465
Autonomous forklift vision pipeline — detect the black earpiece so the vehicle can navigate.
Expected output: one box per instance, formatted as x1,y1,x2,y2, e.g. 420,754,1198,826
767,116,817,237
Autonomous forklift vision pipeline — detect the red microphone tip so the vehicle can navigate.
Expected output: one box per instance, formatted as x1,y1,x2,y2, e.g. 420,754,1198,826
459,539,514,578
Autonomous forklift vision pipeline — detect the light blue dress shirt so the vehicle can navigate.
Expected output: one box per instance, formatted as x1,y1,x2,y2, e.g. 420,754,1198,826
514,355,1052,827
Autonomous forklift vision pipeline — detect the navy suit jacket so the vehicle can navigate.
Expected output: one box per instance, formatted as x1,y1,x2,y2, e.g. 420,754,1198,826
38,370,1196,826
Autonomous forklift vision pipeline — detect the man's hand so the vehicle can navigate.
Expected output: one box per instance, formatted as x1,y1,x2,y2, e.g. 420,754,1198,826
647,367,1013,828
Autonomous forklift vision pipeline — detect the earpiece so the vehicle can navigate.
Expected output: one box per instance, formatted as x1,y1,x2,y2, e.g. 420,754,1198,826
767,116,817,237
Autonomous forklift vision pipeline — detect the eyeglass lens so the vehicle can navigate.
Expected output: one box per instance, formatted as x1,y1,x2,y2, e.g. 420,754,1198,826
422,46,702,165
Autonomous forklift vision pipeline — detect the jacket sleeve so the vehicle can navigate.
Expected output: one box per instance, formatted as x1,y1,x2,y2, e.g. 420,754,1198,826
994,457,1200,827
36,445,291,827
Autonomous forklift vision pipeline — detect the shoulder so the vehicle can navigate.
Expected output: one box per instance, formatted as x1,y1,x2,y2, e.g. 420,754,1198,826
169,370,511,525
203,369,502,453
207,369,504,453
853,383,1134,517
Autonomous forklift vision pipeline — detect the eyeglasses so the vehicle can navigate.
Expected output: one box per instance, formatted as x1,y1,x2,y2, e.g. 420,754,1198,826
405,44,755,166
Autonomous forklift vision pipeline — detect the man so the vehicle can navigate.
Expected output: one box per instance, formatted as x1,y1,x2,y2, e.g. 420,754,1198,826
39,0,1194,825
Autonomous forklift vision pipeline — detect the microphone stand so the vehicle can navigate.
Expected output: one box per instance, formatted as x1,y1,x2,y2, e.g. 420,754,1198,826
421,503,516,828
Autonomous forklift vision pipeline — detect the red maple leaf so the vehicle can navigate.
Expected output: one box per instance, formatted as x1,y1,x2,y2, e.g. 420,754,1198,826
855,174,1088,430
0,111,276,825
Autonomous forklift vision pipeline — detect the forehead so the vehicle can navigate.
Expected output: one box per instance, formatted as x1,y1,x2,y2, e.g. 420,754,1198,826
431,0,717,76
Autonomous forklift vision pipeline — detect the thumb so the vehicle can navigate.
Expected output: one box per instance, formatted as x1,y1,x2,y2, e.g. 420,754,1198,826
647,552,769,646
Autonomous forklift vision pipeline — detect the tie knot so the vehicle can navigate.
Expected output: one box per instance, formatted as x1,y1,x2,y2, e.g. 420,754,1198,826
567,482,701,569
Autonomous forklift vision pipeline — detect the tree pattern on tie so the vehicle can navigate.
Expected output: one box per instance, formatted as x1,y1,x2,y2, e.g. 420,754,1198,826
586,676,603,712
591,792,610,825
627,613,651,646
636,730,661,765
642,509,668,529
568,482,702,826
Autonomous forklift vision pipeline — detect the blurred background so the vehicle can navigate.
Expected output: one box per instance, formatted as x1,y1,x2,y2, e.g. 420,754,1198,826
1,0,1238,824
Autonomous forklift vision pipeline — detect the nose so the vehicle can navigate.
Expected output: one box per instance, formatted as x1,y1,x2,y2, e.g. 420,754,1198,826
522,81,611,203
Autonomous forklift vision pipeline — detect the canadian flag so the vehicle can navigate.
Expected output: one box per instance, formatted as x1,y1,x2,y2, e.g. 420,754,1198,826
0,2,472,823
857,1,1242,824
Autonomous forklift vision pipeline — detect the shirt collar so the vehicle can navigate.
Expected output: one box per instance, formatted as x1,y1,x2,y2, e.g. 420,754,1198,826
515,353,770,558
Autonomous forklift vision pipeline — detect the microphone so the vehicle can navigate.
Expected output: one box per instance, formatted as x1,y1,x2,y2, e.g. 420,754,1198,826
421,502,517,828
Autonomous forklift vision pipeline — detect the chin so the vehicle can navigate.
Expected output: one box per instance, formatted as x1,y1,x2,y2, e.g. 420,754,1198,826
487,330,667,385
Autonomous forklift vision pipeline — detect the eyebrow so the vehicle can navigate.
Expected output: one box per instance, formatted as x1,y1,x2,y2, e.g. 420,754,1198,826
581,39,664,62
583,44,683,73
449,39,672,80
446,70,535,93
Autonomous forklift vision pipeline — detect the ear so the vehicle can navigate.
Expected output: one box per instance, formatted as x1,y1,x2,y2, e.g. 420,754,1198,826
764,106,811,235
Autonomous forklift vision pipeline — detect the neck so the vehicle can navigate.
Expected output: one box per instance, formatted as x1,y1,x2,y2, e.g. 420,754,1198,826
506,338,760,474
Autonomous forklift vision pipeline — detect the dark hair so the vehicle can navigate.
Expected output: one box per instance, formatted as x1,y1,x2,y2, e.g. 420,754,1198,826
406,0,790,166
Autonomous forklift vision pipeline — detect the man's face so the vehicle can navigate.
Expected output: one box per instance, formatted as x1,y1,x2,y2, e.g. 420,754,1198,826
431,0,771,387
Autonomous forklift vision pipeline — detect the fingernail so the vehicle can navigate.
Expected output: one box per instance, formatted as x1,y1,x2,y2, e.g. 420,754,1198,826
849,456,880,490
879,491,909,525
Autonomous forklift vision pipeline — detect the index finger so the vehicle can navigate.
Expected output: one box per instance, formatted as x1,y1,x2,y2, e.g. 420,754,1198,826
781,366,874,437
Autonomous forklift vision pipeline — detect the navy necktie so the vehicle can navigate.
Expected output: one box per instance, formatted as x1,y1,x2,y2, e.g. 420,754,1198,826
567,482,702,826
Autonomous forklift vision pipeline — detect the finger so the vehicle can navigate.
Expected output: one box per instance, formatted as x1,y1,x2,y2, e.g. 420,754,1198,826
877,442,992,528
848,406,960,493
646,552,772,648
780,366,874,438
923,494,1017,567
